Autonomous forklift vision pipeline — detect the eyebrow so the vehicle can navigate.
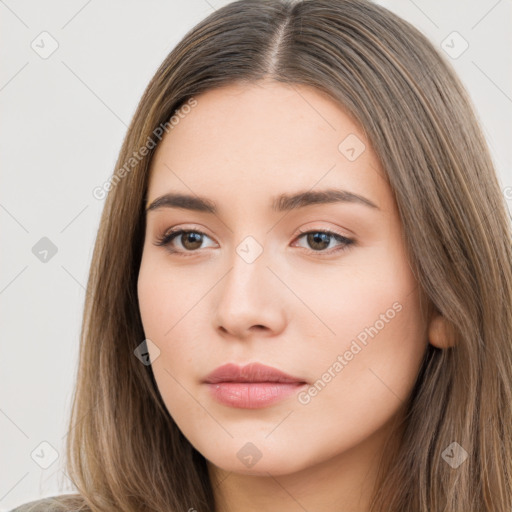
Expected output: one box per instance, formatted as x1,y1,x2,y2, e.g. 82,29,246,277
145,188,379,214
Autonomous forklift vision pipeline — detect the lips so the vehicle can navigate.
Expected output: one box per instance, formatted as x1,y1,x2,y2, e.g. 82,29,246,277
203,362,308,409
203,362,307,384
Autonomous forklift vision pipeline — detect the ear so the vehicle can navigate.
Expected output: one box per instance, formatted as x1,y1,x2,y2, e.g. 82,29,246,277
428,311,457,349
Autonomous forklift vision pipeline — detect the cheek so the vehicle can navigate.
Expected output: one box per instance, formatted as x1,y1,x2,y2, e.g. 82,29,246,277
290,286,426,466
137,261,201,429
137,255,207,386
295,241,419,350
137,254,201,339
297,238,426,411
301,263,426,411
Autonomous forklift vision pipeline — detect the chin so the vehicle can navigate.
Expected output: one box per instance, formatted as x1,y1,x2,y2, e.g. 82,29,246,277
204,445,311,477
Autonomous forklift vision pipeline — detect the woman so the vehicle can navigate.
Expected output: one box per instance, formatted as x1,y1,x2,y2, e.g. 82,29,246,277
12,0,512,510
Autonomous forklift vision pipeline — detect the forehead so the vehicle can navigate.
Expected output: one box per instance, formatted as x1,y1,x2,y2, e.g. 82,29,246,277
154,80,365,160
146,81,390,215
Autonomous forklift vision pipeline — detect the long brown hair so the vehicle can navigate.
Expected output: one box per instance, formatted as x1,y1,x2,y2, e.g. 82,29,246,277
42,0,512,510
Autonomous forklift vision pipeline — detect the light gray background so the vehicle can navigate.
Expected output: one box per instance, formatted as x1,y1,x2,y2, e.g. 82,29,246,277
1,0,510,509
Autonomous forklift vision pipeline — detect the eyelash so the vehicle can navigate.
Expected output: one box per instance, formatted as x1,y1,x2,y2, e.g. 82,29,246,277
153,227,355,257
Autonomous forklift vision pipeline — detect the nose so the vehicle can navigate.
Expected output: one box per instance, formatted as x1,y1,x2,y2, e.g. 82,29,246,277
213,244,287,340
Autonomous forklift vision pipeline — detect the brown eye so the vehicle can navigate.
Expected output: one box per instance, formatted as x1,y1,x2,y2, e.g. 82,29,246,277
177,231,203,250
154,229,215,255
294,230,354,255
305,232,331,251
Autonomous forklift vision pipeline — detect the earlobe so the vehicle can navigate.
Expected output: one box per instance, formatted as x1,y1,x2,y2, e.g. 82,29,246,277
428,312,457,349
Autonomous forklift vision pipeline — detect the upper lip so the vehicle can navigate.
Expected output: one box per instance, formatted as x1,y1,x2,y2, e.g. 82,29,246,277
204,362,307,384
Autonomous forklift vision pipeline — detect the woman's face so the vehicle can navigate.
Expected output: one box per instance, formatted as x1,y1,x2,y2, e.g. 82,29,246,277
137,81,428,478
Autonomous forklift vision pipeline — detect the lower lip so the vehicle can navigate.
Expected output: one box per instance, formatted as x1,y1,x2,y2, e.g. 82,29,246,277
205,382,307,409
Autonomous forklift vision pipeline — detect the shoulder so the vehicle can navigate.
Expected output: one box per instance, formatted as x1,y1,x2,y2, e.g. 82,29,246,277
10,494,84,512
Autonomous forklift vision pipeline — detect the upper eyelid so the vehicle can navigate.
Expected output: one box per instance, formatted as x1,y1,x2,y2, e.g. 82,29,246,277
160,220,352,236
160,226,350,241
160,225,214,241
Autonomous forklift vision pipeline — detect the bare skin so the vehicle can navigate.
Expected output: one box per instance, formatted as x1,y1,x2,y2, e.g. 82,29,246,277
137,80,429,512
